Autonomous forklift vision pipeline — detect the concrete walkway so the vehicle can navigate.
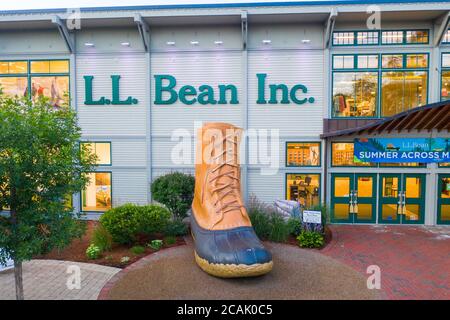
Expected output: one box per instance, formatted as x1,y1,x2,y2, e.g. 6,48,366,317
0,260,120,300
100,242,382,300
321,225,450,300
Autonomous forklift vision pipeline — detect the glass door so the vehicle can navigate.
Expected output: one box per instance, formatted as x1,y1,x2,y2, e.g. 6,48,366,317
402,174,425,224
331,174,353,223
378,174,425,224
437,174,450,225
331,173,376,223
354,174,377,223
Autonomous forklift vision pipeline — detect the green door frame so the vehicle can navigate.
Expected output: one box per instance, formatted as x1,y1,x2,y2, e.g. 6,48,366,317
378,173,425,224
353,173,377,223
437,174,450,225
331,173,353,223
402,173,425,225
330,173,377,223
378,173,401,224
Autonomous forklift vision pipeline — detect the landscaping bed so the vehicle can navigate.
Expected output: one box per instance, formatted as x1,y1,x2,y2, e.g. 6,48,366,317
37,220,186,268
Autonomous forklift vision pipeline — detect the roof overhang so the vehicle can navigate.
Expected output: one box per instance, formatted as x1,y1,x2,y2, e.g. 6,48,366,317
321,101,450,139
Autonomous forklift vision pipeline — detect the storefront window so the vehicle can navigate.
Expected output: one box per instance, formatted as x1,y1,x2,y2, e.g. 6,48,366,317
286,174,320,209
286,142,320,167
0,77,28,97
441,54,450,101
382,54,403,68
332,72,378,117
0,59,70,107
443,30,450,43
333,55,354,69
30,76,69,107
331,142,375,166
333,32,354,45
382,31,403,44
381,71,427,116
0,61,28,74
406,54,428,68
356,31,379,45
406,30,429,44
81,142,111,165
82,172,112,212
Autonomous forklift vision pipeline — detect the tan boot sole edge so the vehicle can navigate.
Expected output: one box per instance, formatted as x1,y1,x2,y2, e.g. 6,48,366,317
194,251,273,278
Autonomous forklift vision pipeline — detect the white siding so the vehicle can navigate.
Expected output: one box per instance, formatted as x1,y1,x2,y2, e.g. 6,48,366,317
248,50,324,137
150,51,244,136
76,54,148,136
112,170,149,206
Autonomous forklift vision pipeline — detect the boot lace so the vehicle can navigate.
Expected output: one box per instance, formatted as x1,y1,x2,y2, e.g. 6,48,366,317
202,134,244,221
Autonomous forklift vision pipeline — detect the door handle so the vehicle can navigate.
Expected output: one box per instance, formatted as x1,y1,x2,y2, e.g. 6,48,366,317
349,190,354,214
353,190,358,214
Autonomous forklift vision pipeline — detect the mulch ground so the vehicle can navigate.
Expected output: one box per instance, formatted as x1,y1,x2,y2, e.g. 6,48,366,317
37,221,186,268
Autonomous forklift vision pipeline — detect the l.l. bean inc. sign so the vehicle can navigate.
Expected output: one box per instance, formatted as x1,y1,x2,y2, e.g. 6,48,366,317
83,74,315,106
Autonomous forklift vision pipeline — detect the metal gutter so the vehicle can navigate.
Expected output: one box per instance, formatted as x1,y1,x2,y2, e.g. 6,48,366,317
0,0,449,15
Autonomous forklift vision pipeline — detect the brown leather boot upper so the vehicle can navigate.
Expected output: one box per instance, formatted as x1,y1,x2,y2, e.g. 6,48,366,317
192,122,252,230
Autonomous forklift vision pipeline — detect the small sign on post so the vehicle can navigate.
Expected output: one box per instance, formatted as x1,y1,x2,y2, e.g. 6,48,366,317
303,210,322,225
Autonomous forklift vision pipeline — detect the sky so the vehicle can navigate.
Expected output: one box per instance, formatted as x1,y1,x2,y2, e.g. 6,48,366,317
0,0,331,11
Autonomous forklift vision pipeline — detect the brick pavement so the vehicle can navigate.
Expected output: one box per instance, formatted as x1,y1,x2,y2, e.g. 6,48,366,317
321,225,450,300
0,259,120,300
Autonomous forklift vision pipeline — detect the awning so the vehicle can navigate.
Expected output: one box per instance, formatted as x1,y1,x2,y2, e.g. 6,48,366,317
321,101,450,138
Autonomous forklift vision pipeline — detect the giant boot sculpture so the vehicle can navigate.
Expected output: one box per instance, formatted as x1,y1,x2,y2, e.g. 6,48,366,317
191,122,273,278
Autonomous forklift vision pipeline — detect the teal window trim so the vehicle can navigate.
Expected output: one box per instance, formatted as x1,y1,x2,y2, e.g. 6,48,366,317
442,29,450,44
332,29,430,47
330,141,377,167
437,174,450,225
80,171,113,213
285,172,322,206
331,53,429,119
440,52,450,101
0,59,70,103
330,141,427,168
285,141,322,168
381,29,430,46
332,30,380,47
80,141,112,166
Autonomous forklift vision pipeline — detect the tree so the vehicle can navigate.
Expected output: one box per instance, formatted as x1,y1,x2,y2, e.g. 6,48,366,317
151,172,195,219
0,94,97,300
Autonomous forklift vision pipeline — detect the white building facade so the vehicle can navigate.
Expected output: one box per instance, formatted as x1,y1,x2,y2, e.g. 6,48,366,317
0,1,449,225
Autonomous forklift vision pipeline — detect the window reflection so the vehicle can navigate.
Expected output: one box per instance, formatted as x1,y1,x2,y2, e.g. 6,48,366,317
332,72,378,117
30,76,69,107
0,77,28,97
381,71,427,116
286,174,320,209
82,172,112,212
331,142,375,167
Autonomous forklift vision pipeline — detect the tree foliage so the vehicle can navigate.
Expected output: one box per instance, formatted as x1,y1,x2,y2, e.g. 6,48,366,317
0,94,97,266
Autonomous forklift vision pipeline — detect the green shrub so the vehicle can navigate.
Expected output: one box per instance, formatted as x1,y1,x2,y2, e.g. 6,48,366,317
136,205,171,235
287,218,302,236
130,245,146,255
86,244,101,260
297,231,324,248
100,204,139,244
247,196,290,243
151,172,195,219
100,204,171,244
164,219,188,236
268,214,290,243
163,236,177,245
148,239,163,251
91,224,113,252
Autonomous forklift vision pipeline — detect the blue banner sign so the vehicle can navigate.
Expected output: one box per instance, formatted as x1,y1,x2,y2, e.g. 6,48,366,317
354,138,450,163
